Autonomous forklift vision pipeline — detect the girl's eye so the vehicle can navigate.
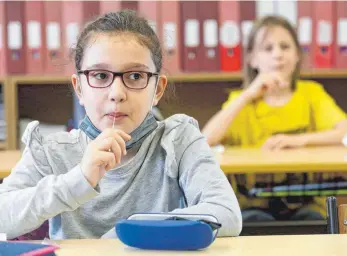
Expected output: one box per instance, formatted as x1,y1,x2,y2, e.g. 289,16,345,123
91,72,109,80
280,43,290,50
264,45,272,52
128,72,145,80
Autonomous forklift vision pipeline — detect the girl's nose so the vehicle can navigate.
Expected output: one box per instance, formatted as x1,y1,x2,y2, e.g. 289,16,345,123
108,76,126,102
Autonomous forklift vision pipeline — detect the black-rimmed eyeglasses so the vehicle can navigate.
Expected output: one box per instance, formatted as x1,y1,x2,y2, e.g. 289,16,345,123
77,69,160,90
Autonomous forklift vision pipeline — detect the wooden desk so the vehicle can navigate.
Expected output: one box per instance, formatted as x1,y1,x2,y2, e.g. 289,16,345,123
216,146,347,174
0,150,21,179
52,235,347,256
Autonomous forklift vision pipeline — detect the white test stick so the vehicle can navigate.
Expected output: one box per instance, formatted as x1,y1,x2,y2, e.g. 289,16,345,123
109,116,115,152
112,115,115,129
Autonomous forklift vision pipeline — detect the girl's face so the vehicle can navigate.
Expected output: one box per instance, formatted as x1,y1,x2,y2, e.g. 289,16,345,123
72,33,167,134
250,25,300,83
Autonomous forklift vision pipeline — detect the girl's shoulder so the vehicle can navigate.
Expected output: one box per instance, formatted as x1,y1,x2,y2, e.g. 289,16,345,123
160,114,202,148
296,79,325,94
19,121,83,173
162,114,199,131
22,120,82,150
160,114,201,142
221,89,243,109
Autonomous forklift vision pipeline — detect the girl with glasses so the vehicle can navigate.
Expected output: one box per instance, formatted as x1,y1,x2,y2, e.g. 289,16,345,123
0,10,241,240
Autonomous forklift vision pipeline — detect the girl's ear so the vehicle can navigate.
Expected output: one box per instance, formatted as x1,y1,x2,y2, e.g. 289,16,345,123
152,75,168,106
71,74,84,106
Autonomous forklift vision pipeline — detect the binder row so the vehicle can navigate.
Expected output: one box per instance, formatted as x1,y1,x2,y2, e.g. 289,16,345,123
0,1,346,76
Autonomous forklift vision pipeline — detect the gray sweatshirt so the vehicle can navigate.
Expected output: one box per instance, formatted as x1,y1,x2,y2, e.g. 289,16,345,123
0,114,242,239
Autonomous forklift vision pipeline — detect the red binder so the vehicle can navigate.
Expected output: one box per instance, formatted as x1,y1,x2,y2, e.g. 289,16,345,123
5,1,26,74
180,1,199,72
313,1,336,68
219,0,241,72
0,2,6,75
198,1,219,71
24,1,44,74
240,1,255,67
335,1,347,68
160,1,181,74
43,1,63,74
298,0,313,69
62,1,100,75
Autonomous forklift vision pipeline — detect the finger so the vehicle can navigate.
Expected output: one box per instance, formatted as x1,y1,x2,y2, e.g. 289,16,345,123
272,73,289,88
262,139,275,150
270,77,285,92
113,130,132,142
273,141,284,151
110,139,122,165
273,139,288,151
113,134,127,156
263,78,281,92
266,137,282,151
98,128,131,142
96,137,115,151
98,151,116,171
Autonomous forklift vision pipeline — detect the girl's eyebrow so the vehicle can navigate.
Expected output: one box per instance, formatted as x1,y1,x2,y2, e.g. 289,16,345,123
84,63,112,70
84,63,150,71
122,63,150,70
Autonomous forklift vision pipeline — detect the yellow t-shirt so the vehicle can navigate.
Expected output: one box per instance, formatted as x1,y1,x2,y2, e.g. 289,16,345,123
222,80,347,216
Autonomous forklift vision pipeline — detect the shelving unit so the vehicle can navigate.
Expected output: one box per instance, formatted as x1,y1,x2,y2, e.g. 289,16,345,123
1,69,347,150
169,69,347,82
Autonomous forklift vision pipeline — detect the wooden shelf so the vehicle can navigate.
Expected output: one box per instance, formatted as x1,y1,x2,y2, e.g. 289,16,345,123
300,69,347,79
11,75,71,85
170,69,347,82
7,69,347,85
170,72,243,82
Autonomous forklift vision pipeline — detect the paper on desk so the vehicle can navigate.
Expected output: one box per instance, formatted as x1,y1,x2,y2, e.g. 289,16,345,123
0,233,7,241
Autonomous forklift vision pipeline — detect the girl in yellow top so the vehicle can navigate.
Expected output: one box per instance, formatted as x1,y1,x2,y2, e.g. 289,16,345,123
203,16,347,221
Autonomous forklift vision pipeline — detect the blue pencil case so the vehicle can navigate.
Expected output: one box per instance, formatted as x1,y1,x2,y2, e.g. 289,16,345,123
115,213,221,250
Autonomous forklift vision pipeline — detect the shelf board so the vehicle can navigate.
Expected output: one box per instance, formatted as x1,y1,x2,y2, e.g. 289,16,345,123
170,72,243,82
300,69,347,79
7,69,347,85
11,75,71,85
170,69,347,83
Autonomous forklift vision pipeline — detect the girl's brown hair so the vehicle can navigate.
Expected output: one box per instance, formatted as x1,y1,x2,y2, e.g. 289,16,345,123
243,15,302,89
72,10,162,72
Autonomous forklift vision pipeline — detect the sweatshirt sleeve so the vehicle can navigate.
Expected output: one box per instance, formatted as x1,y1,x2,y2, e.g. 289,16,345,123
0,121,98,239
168,117,242,237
